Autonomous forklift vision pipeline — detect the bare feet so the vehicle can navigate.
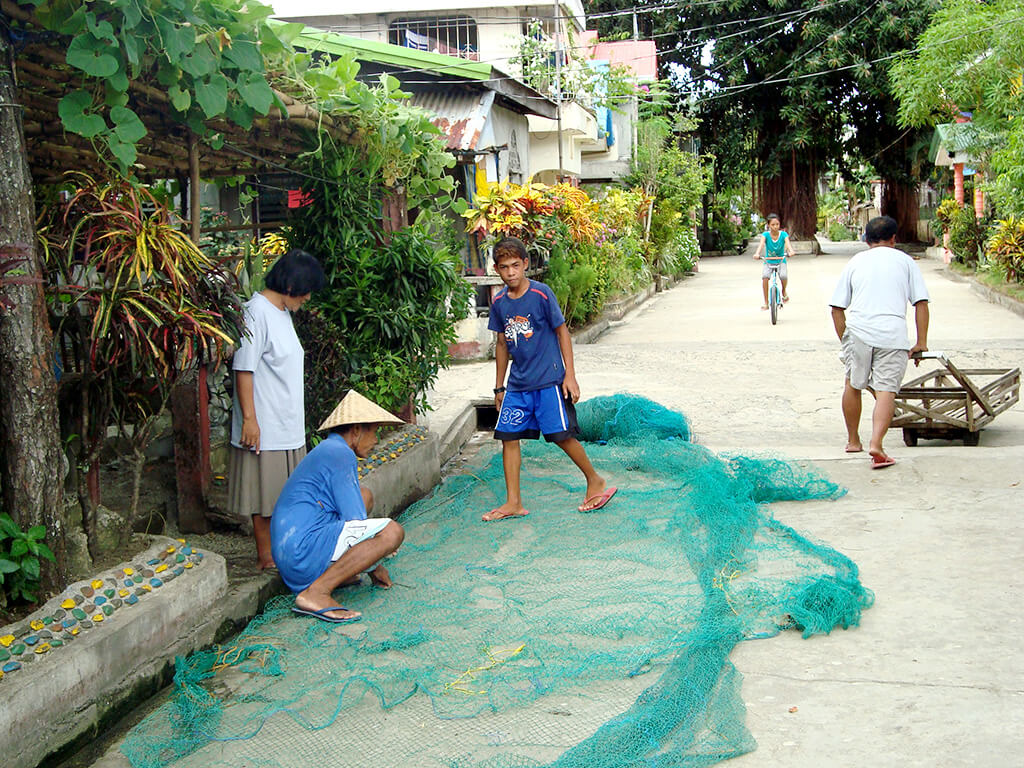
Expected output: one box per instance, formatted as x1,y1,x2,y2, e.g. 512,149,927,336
294,589,361,622
369,565,392,588
761,305,769,310
783,294,790,302
845,442,863,453
482,504,530,522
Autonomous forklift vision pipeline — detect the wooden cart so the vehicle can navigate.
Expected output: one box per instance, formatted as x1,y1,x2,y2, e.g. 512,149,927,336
892,352,1021,446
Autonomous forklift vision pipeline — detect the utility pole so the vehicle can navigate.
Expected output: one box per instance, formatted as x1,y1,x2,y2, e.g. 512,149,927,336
553,0,563,182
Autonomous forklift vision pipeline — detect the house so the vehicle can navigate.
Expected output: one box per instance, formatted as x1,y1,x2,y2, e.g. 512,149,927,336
270,1,655,185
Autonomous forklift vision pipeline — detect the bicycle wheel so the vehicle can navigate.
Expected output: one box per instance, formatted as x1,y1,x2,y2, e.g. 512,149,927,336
769,280,779,325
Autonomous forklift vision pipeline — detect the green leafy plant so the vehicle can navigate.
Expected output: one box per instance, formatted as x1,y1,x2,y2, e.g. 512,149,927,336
985,216,1024,282
0,513,56,607
23,0,298,172
38,173,245,558
947,204,983,265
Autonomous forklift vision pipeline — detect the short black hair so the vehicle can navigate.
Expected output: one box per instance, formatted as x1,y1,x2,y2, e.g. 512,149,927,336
864,216,898,244
493,237,529,264
766,213,781,224
264,248,326,296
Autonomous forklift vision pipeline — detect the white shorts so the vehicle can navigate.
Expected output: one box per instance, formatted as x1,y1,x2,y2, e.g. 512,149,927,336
761,261,787,280
841,331,909,393
330,517,392,562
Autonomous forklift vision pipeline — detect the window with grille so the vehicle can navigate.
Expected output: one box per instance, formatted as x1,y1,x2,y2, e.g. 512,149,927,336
389,17,479,61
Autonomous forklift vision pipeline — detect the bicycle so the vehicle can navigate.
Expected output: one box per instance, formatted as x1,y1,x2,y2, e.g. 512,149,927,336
766,261,784,325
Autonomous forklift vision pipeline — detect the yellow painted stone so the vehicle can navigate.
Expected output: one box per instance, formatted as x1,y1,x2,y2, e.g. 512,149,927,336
0,670,4,681
123,567,134,576
30,619,45,631
155,564,168,573
184,562,194,569
70,627,79,636
0,635,13,648
34,643,51,654
176,538,185,543
93,613,105,623
61,598,75,610
142,584,152,592
166,546,176,554
119,589,129,598
91,579,103,590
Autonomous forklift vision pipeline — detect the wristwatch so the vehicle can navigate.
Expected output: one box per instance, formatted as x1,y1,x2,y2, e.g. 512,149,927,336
493,387,506,394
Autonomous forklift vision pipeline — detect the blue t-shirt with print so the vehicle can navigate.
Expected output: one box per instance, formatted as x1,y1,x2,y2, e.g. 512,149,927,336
488,280,566,392
270,433,366,593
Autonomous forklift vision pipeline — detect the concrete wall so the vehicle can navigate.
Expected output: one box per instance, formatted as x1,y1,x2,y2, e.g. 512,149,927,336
1,539,227,768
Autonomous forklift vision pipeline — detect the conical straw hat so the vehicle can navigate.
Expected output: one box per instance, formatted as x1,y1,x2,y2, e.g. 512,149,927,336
317,390,405,431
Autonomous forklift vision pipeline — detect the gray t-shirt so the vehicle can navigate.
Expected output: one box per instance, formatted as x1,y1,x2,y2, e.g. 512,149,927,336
829,246,930,349
230,293,306,451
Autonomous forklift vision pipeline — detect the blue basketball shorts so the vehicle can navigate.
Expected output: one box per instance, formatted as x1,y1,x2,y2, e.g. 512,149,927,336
494,384,580,443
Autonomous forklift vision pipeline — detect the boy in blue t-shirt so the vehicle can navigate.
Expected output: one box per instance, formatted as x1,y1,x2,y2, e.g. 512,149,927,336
483,237,616,521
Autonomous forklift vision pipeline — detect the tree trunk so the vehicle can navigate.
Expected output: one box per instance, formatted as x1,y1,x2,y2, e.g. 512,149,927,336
881,179,920,243
0,20,68,590
757,153,819,240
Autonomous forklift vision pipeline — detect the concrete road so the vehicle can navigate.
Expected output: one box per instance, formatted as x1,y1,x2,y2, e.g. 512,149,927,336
427,241,1024,767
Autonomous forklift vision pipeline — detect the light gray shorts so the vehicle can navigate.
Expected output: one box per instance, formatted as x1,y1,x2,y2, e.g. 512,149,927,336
841,331,909,392
762,260,788,280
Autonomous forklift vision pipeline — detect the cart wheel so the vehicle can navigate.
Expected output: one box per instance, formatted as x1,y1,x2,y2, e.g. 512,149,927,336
902,429,919,447
963,431,981,446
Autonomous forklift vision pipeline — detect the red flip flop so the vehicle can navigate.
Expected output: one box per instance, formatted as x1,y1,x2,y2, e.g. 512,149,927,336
870,455,896,469
578,486,618,512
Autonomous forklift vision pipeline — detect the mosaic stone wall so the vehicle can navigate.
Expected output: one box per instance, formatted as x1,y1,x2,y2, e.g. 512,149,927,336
0,540,206,682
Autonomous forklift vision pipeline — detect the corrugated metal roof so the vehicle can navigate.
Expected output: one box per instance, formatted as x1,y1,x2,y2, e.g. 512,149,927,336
408,90,495,152
291,26,491,80
929,122,979,166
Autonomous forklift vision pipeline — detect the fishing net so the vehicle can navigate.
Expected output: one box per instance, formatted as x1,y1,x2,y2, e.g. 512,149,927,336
121,394,872,768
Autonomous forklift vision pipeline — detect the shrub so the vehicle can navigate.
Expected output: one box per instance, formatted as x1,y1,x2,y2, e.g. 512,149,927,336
985,216,1024,282
0,514,56,607
827,222,855,241
662,228,700,276
947,205,983,264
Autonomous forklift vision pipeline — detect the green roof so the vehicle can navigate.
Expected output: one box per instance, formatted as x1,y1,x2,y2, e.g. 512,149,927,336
292,27,492,81
929,122,979,164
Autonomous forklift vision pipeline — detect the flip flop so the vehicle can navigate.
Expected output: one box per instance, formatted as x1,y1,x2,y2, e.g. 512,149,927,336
578,486,618,512
291,606,362,624
870,455,896,469
845,444,864,453
482,508,529,522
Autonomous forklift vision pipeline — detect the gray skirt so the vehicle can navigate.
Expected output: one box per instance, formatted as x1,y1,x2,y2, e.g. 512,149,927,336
227,445,307,518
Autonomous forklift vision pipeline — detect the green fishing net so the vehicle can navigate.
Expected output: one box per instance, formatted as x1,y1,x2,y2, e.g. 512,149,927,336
121,394,872,768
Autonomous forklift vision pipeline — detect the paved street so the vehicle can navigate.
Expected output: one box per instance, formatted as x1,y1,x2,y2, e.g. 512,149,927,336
427,240,1024,766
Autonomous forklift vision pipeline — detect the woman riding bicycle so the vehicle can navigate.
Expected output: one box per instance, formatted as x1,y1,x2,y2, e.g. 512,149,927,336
752,213,794,309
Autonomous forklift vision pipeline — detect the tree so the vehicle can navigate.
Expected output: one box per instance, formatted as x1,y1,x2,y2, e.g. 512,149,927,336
590,0,940,240
0,15,68,591
890,0,1024,217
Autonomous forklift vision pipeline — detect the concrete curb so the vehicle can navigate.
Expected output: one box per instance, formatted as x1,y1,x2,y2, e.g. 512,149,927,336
1,537,227,768
970,280,1024,318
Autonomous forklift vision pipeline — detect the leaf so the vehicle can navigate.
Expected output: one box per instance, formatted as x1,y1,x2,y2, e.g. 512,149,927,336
58,90,107,137
37,543,56,563
222,39,263,72
0,559,18,574
234,71,274,114
169,85,191,112
10,539,28,558
111,105,146,143
194,73,229,118
26,525,46,540
66,33,120,77
0,513,18,538
105,135,138,170
155,15,196,64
